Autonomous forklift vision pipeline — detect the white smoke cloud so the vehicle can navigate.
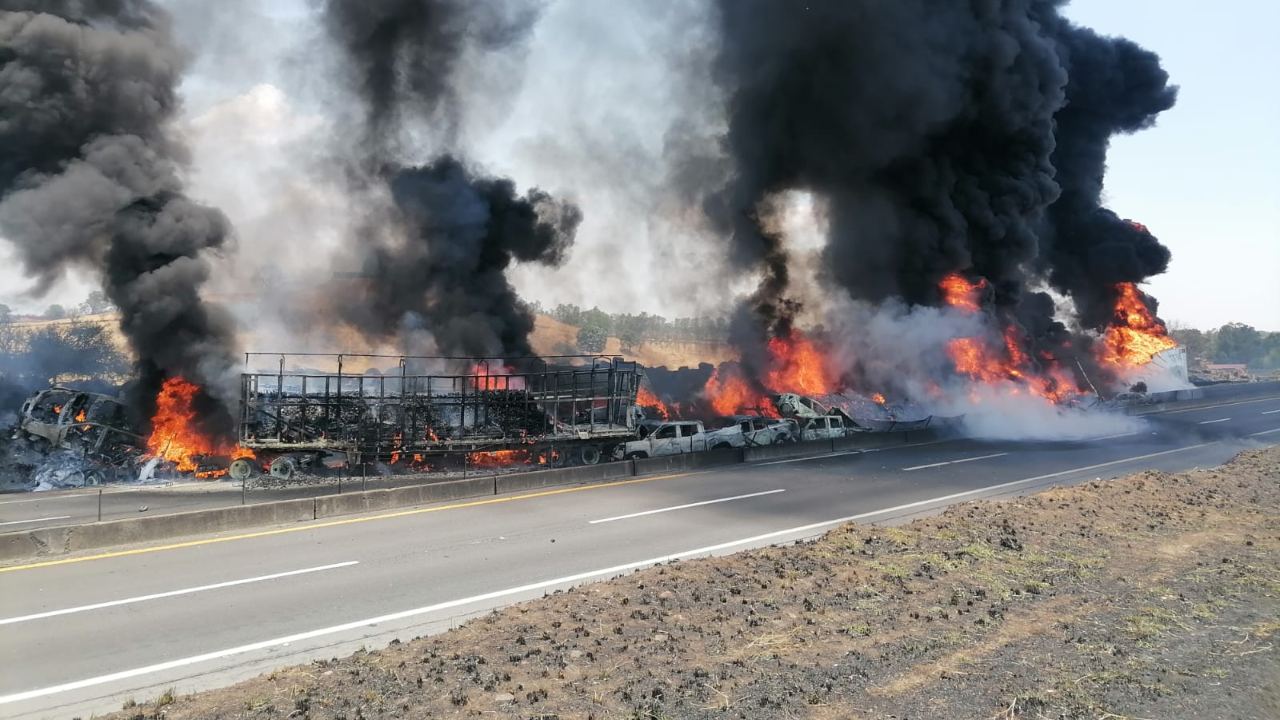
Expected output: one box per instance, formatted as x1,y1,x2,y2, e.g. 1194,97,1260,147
823,297,1145,441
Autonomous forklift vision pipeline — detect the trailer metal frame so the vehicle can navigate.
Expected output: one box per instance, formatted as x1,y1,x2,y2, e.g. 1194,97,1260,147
237,353,642,462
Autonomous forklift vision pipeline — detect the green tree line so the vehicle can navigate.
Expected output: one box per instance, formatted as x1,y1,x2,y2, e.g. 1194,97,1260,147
1171,323,1280,370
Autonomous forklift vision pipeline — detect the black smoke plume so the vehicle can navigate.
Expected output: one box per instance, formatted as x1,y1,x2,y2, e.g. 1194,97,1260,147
321,0,575,359
705,0,1176,375
352,157,580,357
1037,14,1178,329
0,2,239,433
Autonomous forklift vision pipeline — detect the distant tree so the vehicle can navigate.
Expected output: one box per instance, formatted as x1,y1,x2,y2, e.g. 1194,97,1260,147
16,322,127,384
576,324,608,354
617,325,643,352
1257,332,1280,370
0,303,10,324
580,306,610,332
552,303,582,326
1170,327,1212,365
1214,323,1264,365
79,290,114,315
42,304,67,320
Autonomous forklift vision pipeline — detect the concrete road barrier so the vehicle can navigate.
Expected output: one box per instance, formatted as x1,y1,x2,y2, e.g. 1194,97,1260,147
742,440,832,463
495,461,634,495
3,382,1251,563
314,477,495,520
631,447,744,476
0,497,316,563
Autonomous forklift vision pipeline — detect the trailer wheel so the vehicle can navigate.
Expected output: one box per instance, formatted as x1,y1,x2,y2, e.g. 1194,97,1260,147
229,458,256,481
269,456,297,480
578,445,602,466
547,445,568,468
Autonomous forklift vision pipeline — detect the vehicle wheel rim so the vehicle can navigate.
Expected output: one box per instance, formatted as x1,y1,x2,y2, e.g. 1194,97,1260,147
270,458,295,479
580,446,601,465
229,458,254,481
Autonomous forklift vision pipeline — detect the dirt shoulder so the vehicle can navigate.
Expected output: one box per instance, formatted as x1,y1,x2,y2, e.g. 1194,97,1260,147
111,448,1279,720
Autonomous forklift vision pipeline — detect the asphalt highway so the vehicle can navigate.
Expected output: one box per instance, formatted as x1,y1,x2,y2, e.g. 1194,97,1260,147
1,394,1277,719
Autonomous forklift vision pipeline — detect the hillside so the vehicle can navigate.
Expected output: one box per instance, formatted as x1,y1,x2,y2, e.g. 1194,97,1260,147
3,312,734,371
530,314,736,369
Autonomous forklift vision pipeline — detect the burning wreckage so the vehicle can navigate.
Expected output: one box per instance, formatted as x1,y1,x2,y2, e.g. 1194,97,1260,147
5,278,1189,491
4,350,971,489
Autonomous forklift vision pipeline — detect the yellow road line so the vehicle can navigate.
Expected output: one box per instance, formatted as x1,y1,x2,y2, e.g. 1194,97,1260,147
0,471,695,574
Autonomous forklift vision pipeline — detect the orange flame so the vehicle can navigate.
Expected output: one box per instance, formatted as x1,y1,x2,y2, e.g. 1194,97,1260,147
947,326,1078,404
939,273,988,313
74,409,87,423
636,386,670,419
871,392,887,405
146,377,253,478
1100,282,1177,366
703,368,777,417
470,363,524,391
702,331,832,416
764,333,833,396
468,449,536,468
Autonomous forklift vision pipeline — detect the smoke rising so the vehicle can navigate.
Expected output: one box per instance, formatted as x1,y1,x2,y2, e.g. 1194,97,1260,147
320,0,578,358
0,2,239,432
1038,15,1178,329
349,156,580,357
704,0,1178,389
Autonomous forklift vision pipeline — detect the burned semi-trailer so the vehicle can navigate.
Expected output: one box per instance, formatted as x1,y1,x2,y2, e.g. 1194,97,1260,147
234,354,644,479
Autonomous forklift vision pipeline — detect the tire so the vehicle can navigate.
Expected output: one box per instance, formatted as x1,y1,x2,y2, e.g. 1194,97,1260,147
229,458,256,481
269,456,297,480
711,442,731,451
545,448,568,468
578,445,602,466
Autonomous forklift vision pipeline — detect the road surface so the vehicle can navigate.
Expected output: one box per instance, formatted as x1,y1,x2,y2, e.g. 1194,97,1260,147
1,394,1277,719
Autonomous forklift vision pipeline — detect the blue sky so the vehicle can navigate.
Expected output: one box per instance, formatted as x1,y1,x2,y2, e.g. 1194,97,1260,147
1062,0,1279,330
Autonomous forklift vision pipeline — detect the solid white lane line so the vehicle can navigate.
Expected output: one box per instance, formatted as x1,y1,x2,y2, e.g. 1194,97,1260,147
756,450,863,467
0,516,71,527
754,438,960,466
0,488,159,505
1091,432,1142,441
1158,396,1280,414
1250,428,1280,436
589,489,786,524
0,561,359,627
902,452,1008,471
1262,409,1280,415
0,441,1218,707
1197,418,1231,425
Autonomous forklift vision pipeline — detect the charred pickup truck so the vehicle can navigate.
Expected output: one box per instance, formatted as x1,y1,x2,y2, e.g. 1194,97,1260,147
614,420,711,460
613,415,796,459
706,415,797,448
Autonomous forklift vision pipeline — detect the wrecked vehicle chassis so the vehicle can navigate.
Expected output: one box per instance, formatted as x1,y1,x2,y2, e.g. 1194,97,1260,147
17,387,142,460
237,354,643,479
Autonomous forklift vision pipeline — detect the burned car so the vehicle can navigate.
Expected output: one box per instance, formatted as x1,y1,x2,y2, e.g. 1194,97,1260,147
17,386,142,461
706,415,797,448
